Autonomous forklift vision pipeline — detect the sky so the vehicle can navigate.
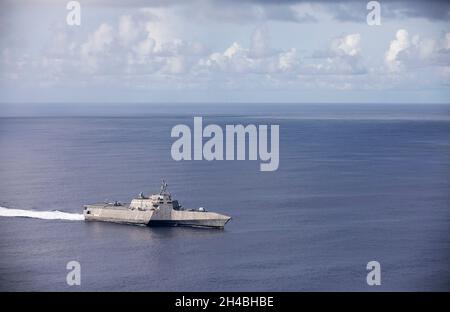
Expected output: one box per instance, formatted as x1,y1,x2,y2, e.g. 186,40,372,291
0,0,449,104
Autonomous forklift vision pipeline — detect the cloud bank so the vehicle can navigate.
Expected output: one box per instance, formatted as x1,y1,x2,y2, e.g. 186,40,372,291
0,0,449,102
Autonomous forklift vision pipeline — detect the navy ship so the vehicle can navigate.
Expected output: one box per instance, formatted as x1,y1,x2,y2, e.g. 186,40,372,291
83,181,231,229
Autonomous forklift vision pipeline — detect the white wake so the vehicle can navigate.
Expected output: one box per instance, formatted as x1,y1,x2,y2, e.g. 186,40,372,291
0,206,85,221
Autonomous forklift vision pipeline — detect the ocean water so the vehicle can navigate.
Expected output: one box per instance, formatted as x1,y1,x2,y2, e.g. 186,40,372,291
0,104,449,291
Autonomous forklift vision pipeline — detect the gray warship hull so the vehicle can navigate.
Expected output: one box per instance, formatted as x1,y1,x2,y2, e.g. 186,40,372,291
83,203,231,229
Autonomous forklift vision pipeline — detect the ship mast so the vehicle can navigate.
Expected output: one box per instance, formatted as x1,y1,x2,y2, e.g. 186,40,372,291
160,179,170,196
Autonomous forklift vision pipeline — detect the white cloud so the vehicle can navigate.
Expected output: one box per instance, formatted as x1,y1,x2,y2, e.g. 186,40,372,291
81,23,114,56
140,8,177,51
164,56,186,74
385,29,410,71
118,15,139,45
385,29,450,72
278,48,298,71
132,36,156,61
202,42,250,73
224,42,243,58
80,23,114,71
199,25,299,76
330,33,361,57
413,36,436,60
307,33,365,76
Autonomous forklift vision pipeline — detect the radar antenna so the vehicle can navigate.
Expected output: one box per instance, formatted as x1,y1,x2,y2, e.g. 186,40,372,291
160,179,170,196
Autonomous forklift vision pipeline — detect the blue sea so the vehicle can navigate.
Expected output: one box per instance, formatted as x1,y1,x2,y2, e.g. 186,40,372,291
0,104,449,291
